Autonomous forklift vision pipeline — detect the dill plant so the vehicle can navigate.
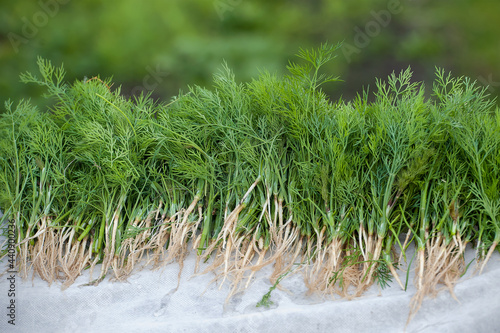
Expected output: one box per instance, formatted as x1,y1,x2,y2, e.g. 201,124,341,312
0,44,499,320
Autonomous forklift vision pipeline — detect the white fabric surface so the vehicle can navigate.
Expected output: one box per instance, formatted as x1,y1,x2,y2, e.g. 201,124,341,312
1,239,499,333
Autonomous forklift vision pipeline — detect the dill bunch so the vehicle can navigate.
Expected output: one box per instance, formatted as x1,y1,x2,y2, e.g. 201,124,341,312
1,44,498,322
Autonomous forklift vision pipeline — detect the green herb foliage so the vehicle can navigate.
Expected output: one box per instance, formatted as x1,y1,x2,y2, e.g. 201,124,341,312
0,45,498,313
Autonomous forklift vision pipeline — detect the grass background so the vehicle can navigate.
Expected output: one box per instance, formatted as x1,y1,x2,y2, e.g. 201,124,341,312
1,0,499,109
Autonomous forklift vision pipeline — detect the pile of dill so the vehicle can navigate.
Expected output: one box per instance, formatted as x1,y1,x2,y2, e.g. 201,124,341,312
1,44,498,319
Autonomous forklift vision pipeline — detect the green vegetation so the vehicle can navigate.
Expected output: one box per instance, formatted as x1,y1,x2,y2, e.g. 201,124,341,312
1,44,499,321
2,0,500,109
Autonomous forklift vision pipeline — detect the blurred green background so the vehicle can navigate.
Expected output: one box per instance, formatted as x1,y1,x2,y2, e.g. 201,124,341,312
1,0,499,110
